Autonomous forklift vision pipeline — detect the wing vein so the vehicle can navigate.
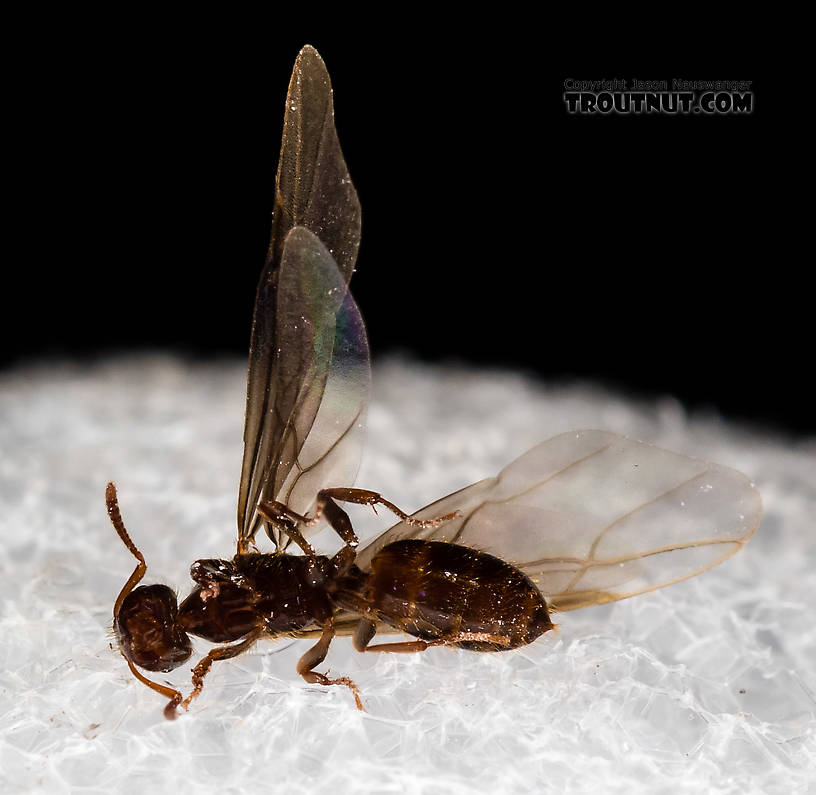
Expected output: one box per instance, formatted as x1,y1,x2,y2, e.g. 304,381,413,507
526,534,749,578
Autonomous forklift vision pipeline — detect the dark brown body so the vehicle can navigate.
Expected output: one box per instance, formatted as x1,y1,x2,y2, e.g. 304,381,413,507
177,554,335,643
108,46,559,717
107,46,758,719
336,540,554,651
109,467,557,717
116,540,553,674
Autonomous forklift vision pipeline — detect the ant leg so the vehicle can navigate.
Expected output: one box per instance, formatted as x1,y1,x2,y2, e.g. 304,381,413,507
313,488,462,533
176,629,262,717
330,544,357,578
257,501,316,556
106,482,185,713
265,486,462,553
260,487,460,555
126,660,185,719
352,619,377,651
353,619,511,654
297,619,363,710
353,620,429,653
258,497,361,552
260,497,360,549
363,634,511,652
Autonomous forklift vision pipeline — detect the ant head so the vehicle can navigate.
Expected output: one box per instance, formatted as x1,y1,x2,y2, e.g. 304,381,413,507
106,483,193,672
115,583,193,672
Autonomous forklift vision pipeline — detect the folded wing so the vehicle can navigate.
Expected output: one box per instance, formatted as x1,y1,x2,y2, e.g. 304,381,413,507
238,46,364,546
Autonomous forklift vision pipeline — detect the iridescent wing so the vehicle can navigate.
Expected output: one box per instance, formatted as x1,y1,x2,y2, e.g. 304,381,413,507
355,430,761,611
238,46,364,546
240,226,369,548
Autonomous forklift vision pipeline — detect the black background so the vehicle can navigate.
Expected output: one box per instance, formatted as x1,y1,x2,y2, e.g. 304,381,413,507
8,18,802,432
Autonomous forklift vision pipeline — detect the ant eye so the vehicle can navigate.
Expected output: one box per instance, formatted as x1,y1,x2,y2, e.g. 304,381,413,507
115,584,192,672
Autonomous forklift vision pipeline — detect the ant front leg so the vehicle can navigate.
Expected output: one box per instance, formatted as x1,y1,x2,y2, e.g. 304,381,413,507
175,629,262,717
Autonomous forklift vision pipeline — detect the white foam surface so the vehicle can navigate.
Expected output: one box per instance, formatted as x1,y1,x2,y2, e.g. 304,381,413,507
1,356,813,793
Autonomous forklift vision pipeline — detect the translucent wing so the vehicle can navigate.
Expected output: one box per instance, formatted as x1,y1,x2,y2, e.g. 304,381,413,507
269,228,370,543
238,46,362,544
240,226,370,547
355,430,761,611
292,614,394,640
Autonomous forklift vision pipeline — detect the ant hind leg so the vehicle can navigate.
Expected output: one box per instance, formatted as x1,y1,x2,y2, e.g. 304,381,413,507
353,619,511,654
314,488,462,534
258,487,461,558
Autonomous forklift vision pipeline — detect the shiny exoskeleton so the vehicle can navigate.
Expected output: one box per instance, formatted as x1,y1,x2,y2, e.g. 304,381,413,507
175,543,552,654
106,44,760,719
335,540,553,652
179,554,339,643
112,528,555,716
119,542,553,664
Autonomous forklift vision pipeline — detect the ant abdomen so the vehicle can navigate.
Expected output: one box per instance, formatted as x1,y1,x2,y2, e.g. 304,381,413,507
338,540,555,652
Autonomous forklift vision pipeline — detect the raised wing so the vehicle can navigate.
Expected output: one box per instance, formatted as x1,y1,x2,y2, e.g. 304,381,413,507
240,226,369,548
355,430,761,611
239,45,363,545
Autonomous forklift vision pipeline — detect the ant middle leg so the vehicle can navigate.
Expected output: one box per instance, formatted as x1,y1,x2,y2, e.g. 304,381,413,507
297,618,363,710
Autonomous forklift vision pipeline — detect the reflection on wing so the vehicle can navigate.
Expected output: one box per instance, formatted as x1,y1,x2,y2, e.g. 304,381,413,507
238,45,363,545
355,430,761,610
271,231,370,543
241,227,370,547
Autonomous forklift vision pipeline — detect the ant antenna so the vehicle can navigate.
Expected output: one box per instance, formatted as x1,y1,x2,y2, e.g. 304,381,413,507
106,482,184,718
106,482,147,617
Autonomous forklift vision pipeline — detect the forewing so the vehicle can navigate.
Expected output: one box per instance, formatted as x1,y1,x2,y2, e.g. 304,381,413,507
239,46,361,542
271,45,361,280
241,227,370,546
355,430,761,610
273,246,370,542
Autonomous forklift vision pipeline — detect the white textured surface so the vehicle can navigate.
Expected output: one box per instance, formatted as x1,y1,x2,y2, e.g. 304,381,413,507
0,356,814,794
